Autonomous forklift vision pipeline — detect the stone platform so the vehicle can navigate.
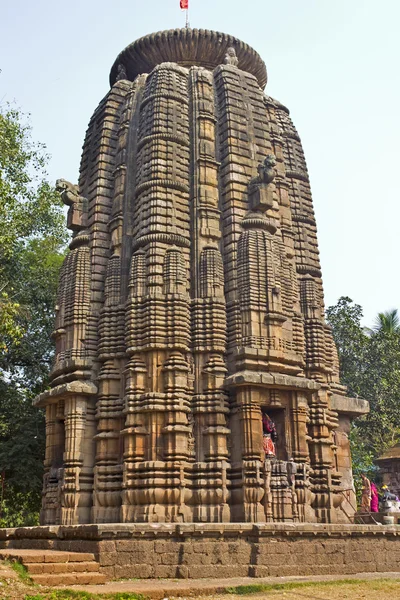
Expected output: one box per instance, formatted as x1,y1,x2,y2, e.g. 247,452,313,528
1,523,400,580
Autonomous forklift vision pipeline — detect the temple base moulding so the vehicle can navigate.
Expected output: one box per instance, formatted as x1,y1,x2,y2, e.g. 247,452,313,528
1,523,399,579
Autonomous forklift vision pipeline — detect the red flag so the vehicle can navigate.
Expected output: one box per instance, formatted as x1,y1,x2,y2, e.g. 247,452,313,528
180,0,188,8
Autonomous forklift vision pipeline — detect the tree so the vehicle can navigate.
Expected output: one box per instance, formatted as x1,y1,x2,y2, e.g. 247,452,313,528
326,297,400,484
325,297,369,398
373,309,400,334
0,104,68,526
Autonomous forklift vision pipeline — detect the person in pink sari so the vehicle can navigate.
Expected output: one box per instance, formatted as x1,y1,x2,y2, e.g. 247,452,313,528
370,482,379,512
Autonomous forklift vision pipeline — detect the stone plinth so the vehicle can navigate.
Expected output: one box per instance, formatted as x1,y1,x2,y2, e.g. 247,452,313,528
1,524,400,580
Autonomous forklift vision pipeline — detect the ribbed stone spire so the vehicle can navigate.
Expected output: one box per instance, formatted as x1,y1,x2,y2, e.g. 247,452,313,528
35,28,368,527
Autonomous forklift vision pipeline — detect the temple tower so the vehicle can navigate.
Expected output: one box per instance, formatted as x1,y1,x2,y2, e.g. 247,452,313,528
35,28,368,525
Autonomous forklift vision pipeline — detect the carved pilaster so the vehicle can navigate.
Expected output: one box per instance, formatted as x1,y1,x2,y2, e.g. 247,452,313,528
61,396,91,524
188,66,231,522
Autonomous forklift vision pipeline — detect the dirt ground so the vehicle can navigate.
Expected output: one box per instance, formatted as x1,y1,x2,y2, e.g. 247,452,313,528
0,562,28,600
1,561,400,600
196,579,400,600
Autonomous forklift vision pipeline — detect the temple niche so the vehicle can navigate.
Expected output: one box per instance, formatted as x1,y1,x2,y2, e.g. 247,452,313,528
34,28,368,526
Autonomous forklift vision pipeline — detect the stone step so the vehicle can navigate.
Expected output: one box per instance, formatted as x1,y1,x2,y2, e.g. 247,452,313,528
25,561,100,574
0,549,106,585
0,550,95,563
31,572,107,586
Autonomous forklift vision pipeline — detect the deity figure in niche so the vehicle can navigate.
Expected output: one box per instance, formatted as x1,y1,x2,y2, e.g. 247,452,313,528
262,412,277,458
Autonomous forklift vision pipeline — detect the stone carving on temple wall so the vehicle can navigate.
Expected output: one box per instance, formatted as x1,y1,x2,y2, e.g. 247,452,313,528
56,179,88,232
115,63,127,82
224,47,239,67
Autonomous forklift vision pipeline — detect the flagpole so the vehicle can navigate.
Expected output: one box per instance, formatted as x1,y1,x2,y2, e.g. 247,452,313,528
180,0,189,28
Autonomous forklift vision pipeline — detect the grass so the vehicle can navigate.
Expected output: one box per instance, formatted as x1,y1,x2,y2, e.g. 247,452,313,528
224,577,400,595
8,560,34,585
22,579,400,600
24,591,148,600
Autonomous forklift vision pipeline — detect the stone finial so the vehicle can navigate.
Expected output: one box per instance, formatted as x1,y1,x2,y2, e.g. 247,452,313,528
115,63,127,82
56,179,88,232
224,47,239,67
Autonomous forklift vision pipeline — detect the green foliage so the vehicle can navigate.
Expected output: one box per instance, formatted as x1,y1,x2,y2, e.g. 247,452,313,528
9,560,33,584
224,578,398,595
348,426,378,500
326,297,400,488
0,104,68,526
373,309,400,334
325,297,369,398
0,105,67,352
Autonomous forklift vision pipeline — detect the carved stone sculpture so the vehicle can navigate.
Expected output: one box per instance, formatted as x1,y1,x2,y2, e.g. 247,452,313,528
35,28,368,525
56,179,88,231
115,63,127,82
224,47,239,67
254,154,277,184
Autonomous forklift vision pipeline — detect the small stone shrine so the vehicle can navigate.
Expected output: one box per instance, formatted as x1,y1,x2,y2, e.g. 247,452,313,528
35,28,368,526
377,443,400,498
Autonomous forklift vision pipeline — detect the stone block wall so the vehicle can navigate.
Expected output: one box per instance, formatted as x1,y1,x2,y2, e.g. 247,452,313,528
1,524,399,579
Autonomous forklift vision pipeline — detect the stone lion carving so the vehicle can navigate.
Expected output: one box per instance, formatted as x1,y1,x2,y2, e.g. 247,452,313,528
247,155,277,215
56,179,88,231
224,47,239,67
56,179,81,206
115,63,127,82
256,154,277,185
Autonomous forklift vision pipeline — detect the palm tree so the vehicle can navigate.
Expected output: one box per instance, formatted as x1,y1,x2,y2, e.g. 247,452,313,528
373,309,400,334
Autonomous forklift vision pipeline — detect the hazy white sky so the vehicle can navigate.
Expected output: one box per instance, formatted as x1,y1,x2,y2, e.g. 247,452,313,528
1,0,399,327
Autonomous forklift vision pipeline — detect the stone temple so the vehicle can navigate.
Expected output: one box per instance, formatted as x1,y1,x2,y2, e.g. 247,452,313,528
35,28,368,526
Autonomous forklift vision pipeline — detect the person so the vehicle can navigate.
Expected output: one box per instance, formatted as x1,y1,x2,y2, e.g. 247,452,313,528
360,473,371,512
370,482,379,512
262,413,277,458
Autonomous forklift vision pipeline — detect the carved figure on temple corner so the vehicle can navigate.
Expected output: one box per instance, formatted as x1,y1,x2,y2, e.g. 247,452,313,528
56,179,88,231
246,154,278,216
115,63,127,82
56,179,80,206
224,47,239,67
256,154,277,186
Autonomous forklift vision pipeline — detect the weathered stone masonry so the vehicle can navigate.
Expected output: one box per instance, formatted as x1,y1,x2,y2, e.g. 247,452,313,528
1,524,400,580
35,28,368,526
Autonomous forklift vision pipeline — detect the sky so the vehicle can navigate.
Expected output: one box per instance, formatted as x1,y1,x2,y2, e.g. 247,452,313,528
1,0,399,328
